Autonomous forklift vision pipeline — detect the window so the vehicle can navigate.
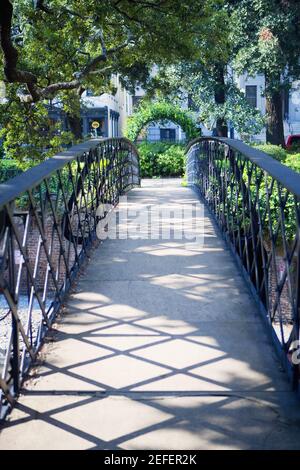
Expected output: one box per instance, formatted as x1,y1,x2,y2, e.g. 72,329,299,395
245,85,257,108
160,128,176,142
86,89,94,97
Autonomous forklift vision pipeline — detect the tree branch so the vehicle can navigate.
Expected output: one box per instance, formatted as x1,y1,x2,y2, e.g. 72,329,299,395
34,0,52,14
0,1,38,87
35,0,87,20
0,1,130,102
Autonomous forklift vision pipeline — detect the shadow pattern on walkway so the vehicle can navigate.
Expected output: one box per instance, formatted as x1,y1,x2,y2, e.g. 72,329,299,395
1,179,300,449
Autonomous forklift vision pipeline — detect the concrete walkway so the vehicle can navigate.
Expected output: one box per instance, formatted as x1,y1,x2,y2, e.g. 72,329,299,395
1,178,300,449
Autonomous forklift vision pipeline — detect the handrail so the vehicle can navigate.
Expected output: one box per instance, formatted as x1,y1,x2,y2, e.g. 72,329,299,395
186,136,300,391
0,137,140,208
186,137,300,197
0,137,140,419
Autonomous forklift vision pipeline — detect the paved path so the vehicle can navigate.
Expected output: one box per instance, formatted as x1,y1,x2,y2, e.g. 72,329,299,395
1,179,300,450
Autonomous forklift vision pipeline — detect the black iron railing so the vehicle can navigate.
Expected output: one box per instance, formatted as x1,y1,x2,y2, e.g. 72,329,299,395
0,137,140,418
186,137,300,389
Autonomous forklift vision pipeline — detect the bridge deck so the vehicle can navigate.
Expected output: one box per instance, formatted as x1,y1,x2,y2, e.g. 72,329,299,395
1,178,300,449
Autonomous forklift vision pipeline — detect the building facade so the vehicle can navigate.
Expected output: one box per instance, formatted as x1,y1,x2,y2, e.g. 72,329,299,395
133,74,300,144
49,74,133,139
133,86,188,143
234,73,300,142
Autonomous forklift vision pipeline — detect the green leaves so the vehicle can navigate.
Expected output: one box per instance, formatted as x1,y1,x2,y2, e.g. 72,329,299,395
230,0,300,91
0,97,74,165
125,101,199,142
137,142,186,178
0,0,219,161
251,143,287,162
147,63,265,135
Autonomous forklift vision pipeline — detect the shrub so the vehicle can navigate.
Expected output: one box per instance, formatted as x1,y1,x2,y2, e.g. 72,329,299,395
243,144,300,243
252,143,287,162
157,146,185,176
285,153,300,173
137,142,185,177
0,159,22,183
251,143,300,175
0,142,4,159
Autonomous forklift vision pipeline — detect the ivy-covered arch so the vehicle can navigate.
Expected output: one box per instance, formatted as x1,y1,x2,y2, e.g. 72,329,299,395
125,101,199,142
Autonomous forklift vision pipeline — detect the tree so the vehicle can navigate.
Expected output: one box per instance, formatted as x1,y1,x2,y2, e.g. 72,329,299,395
0,0,221,162
146,61,265,137
164,3,232,137
212,63,228,137
141,0,266,139
229,0,300,146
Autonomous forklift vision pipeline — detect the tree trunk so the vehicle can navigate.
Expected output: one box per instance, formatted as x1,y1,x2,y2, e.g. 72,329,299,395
215,117,228,138
214,64,228,137
265,75,285,147
67,113,82,140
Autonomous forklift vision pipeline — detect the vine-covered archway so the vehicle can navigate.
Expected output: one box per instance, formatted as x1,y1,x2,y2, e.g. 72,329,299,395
125,101,200,142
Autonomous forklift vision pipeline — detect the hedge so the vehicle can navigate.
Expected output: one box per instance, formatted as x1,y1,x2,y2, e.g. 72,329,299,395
125,101,199,142
137,142,185,178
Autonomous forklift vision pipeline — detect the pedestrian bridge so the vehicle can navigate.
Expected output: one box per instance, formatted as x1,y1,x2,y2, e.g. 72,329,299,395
0,137,300,449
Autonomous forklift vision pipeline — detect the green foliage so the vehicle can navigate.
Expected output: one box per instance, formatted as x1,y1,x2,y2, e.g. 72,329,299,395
0,142,4,159
285,153,300,174
236,143,300,242
0,97,73,165
157,146,186,177
217,165,297,244
0,0,221,162
138,142,185,178
251,144,300,173
252,143,287,162
227,0,300,145
0,159,22,183
256,177,297,245
198,82,265,135
125,101,199,142
150,63,265,135
230,0,300,92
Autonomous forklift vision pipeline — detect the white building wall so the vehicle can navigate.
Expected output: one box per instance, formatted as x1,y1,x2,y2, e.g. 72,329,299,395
118,86,133,136
234,73,300,142
286,80,300,135
147,121,186,142
81,74,133,137
233,73,266,142
82,70,300,142
236,73,266,114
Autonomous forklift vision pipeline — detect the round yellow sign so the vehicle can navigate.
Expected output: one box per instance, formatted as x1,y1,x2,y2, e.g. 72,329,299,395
92,121,100,129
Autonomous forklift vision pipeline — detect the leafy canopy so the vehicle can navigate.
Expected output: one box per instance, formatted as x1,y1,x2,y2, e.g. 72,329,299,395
0,0,224,162
229,0,300,91
148,62,265,135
